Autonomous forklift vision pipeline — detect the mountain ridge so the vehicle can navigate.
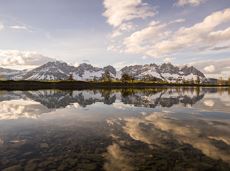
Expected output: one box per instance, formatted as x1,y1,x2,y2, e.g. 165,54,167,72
0,61,206,82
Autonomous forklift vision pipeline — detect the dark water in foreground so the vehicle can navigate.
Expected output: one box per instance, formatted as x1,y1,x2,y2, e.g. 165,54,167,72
0,87,230,171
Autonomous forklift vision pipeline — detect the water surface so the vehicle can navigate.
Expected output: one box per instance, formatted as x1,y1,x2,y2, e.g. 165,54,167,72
0,87,230,171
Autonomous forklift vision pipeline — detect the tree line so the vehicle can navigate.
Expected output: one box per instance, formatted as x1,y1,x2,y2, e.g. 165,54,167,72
51,72,230,85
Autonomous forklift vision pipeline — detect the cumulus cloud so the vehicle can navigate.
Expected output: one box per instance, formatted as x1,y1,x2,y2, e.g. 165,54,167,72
123,21,168,55
103,0,155,28
0,50,55,70
149,8,230,56
204,65,215,73
103,0,156,40
176,0,207,6
122,8,230,57
191,58,230,79
111,23,136,38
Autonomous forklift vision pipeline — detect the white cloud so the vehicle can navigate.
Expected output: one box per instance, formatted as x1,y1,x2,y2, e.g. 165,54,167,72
103,0,155,28
163,57,174,63
151,8,230,56
208,27,230,43
0,50,55,70
204,65,215,73
122,8,230,57
123,21,168,55
110,23,136,38
169,18,186,24
176,0,207,6
10,25,30,31
191,58,230,79
103,0,156,40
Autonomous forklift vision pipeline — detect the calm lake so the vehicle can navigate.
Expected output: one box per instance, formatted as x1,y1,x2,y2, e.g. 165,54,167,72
0,87,230,171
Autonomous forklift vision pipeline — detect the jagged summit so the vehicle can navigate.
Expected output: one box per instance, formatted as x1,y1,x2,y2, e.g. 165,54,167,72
120,62,205,82
21,61,76,80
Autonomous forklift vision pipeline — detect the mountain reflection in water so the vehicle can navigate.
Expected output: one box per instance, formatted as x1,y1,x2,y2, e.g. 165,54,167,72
0,87,229,171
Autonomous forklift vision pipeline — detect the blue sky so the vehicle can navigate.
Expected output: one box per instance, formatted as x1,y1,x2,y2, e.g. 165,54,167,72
0,0,229,78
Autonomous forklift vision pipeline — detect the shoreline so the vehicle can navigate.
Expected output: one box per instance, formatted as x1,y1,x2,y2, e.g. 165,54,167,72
0,80,229,90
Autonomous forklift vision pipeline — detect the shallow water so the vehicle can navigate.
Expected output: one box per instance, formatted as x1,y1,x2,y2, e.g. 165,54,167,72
0,87,230,171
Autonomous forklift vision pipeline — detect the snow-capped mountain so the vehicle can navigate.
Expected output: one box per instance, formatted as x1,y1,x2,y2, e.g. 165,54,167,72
0,67,26,80
22,61,76,80
11,61,118,81
73,63,117,81
0,61,206,82
121,63,205,82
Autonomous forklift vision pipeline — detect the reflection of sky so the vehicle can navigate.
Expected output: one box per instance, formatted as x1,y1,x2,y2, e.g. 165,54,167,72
0,89,229,169
118,111,230,163
0,99,52,120
0,89,229,122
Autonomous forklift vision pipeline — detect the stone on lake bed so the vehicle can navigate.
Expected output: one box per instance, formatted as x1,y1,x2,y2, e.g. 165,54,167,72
40,143,49,148
2,165,22,171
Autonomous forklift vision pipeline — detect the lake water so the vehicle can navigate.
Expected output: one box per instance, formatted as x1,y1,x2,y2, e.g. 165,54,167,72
0,87,230,171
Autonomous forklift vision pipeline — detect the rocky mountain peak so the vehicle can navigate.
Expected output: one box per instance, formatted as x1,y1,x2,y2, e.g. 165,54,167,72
76,63,101,72
0,60,206,82
78,63,93,68
181,65,205,77
103,65,116,75
159,63,179,74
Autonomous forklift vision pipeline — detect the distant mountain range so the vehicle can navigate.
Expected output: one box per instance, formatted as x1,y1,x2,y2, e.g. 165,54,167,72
0,61,206,82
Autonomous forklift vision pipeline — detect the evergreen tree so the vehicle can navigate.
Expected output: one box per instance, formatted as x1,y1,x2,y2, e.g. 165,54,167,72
182,78,186,84
93,76,97,82
190,78,194,84
121,73,131,83
196,76,200,84
218,77,223,85
102,71,112,82
68,73,73,80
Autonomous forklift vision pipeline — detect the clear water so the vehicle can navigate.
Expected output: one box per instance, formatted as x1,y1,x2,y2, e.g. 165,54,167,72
0,87,230,171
